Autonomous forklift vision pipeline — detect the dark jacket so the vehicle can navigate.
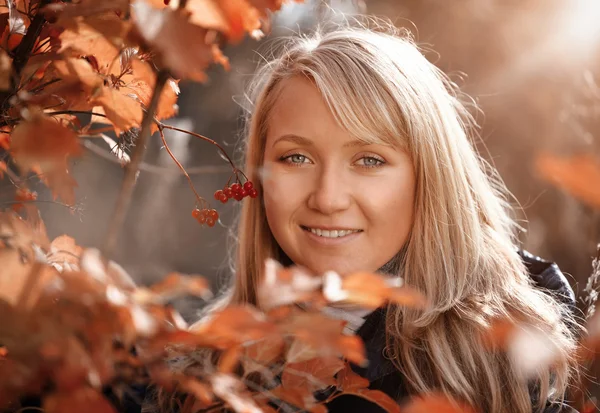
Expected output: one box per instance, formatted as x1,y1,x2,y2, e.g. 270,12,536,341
324,250,580,413
8,251,579,413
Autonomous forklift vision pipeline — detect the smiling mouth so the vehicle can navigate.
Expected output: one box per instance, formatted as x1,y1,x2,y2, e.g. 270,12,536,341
300,225,363,238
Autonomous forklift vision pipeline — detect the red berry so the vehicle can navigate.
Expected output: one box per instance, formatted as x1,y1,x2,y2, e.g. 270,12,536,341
248,188,258,198
230,183,242,193
206,217,215,227
233,192,243,201
243,181,253,191
200,209,208,217
223,187,233,198
214,190,223,201
197,215,207,224
164,0,171,4
192,208,201,218
240,188,248,198
209,209,219,220
219,193,228,203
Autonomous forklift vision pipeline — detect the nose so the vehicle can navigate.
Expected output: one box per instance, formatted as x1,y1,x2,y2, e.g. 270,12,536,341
307,164,352,215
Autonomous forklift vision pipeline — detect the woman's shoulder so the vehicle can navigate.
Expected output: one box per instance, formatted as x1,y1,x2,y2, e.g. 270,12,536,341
517,249,576,309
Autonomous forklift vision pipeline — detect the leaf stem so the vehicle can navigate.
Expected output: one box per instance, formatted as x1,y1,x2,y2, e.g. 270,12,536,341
158,125,204,206
101,70,170,260
157,123,247,182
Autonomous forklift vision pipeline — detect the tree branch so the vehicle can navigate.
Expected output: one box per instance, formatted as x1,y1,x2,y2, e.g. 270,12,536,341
101,70,171,260
0,0,52,109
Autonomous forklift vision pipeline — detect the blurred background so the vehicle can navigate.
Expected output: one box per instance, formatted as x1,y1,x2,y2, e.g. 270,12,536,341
1,0,600,323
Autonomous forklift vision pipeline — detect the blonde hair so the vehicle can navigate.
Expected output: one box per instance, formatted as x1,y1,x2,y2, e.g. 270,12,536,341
149,19,579,413
226,20,578,413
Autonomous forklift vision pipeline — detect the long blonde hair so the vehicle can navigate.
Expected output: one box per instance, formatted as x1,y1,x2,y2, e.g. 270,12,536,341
221,20,579,413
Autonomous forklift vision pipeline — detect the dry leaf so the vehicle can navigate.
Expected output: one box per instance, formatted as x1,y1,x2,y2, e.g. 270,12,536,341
282,357,344,391
536,154,600,210
336,363,369,391
132,0,215,81
403,393,477,413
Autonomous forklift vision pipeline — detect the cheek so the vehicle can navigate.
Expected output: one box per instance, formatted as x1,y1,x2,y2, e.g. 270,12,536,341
261,163,309,224
360,173,415,235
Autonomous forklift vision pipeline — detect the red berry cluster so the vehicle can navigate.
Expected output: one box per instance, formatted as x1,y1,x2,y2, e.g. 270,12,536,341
192,208,219,227
214,181,258,204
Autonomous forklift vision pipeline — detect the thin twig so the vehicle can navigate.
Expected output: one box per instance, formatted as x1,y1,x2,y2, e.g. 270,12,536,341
158,123,241,178
101,70,170,260
82,140,230,175
158,125,204,206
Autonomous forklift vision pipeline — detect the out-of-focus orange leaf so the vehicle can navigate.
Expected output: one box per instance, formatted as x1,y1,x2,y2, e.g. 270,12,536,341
0,160,6,178
218,346,242,374
536,154,600,210
271,385,314,410
43,387,117,413
336,272,428,310
186,0,261,42
245,334,285,364
132,1,215,82
40,166,79,206
10,112,81,170
336,363,369,391
132,272,211,305
191,305,277,348
48,235,82,269
282,357,344,391
10,112,81,204
402,393,477,413
0,347,7,358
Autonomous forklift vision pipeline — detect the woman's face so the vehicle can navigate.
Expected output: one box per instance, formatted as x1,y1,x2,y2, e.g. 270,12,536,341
262,76,416,276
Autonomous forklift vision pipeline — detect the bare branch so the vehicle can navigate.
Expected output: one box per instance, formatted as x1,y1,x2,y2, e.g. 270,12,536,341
101,70,171,260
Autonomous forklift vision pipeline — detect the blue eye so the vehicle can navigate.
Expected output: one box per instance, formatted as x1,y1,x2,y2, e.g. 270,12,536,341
357,156,385,168
280,154,310,165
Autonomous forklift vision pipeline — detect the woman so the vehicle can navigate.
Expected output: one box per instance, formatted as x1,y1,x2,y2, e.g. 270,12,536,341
147,21,580,413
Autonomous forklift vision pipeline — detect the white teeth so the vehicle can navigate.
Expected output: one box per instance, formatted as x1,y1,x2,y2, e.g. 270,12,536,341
307,228,360,238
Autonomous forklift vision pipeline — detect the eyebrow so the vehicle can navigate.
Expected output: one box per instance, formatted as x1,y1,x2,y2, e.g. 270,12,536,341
271,134,372,148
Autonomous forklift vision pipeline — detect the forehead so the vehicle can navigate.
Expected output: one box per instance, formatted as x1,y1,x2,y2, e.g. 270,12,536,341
266,76,344,142
265,74,406,151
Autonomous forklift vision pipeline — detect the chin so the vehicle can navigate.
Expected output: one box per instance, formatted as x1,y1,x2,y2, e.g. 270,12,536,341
304,260,356,276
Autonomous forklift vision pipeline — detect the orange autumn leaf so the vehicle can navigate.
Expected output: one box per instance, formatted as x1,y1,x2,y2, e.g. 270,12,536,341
58,15,128,71
191,305,277,348
403,393,478,413
48,235,83,268
218,346,242,374
340,272,428,310
244,334,285,364
95,86,144,134
186,0,262,43
10,112,81,169
10,112,81,204
336,363,369,391
282,356,344,391
132,1,217,82
536,153,600,210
